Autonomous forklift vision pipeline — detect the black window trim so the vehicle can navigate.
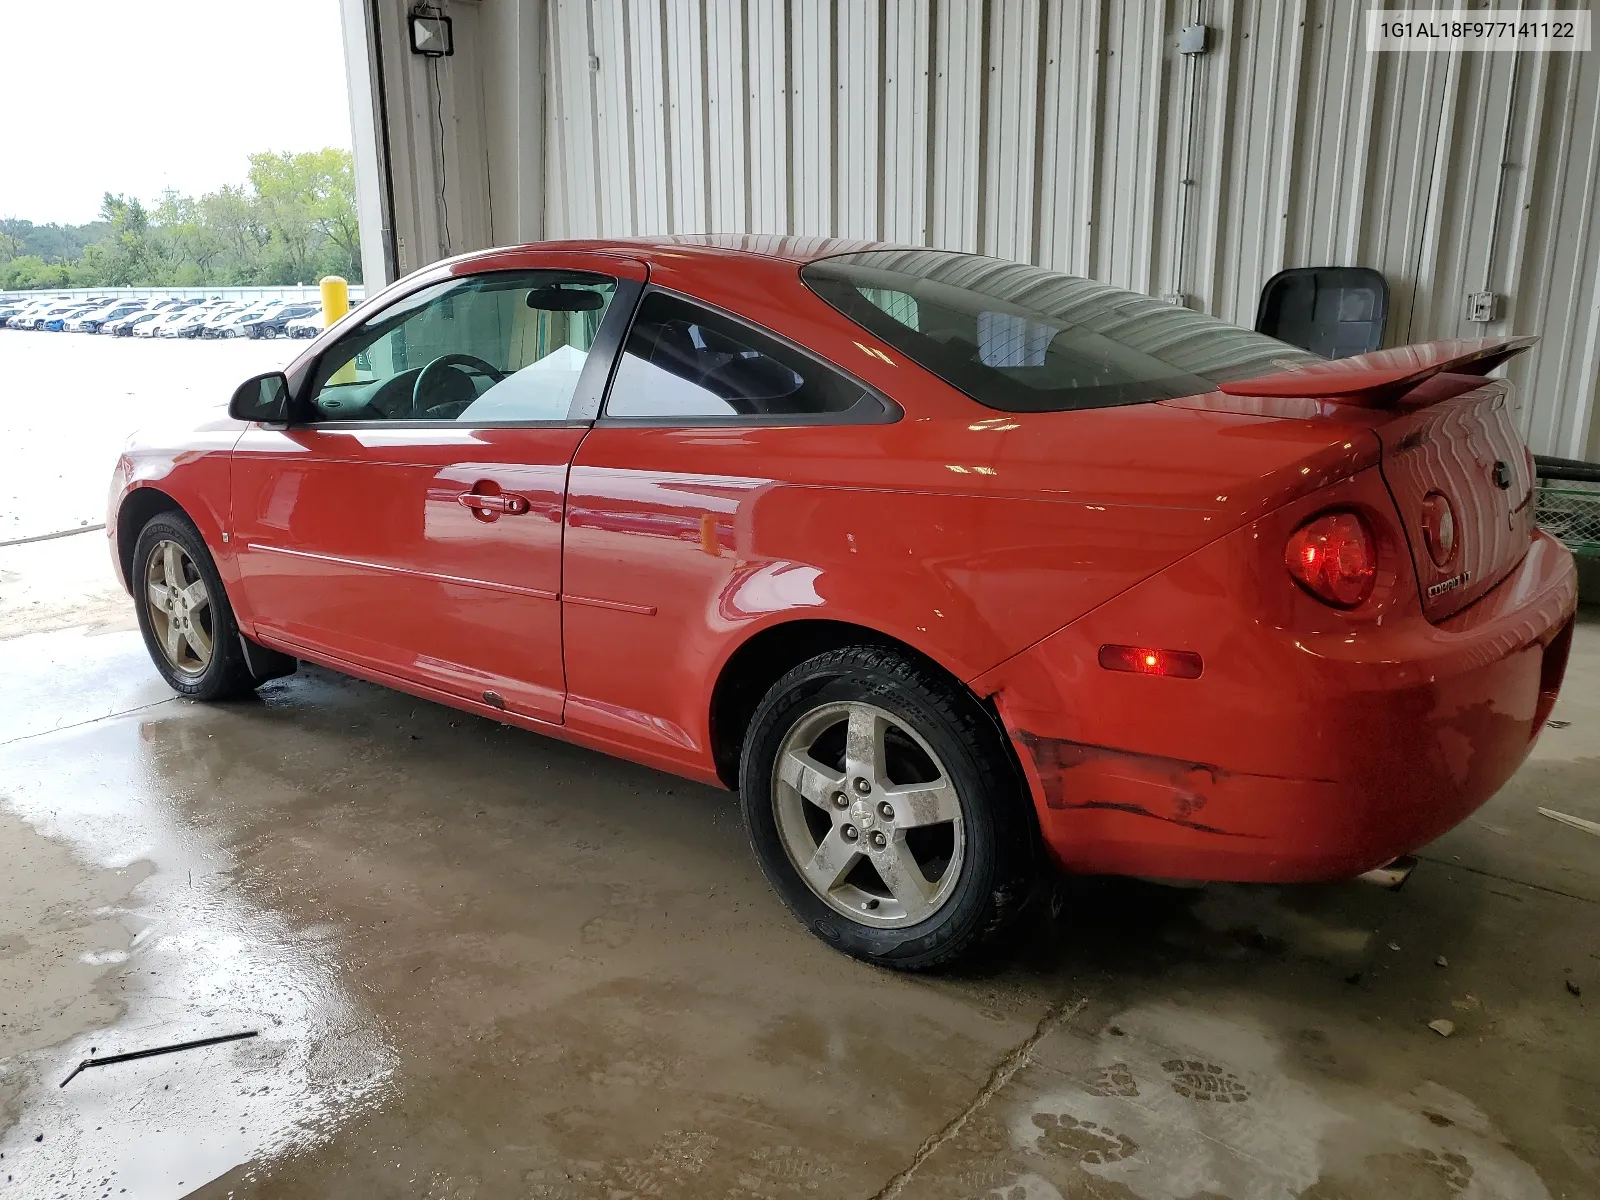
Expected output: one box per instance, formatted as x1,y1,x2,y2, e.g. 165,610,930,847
284,270,645,430
594,284,901,428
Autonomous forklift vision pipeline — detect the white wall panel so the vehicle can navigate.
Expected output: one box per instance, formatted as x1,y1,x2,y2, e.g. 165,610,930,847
881,0,931,245
836,0,882,239
982,0,1041,263
664,0,708,232
705,0,747,231
747,0,789,232
929,0,986,252
592,0,635,235
628,0,671,232
791,1,834,235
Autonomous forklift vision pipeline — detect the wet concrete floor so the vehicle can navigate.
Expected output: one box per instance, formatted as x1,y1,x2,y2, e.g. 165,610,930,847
0,529,1594,1199
1,338,1598,1198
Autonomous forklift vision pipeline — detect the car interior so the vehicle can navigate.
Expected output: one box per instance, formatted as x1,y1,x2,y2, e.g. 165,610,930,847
305,272,613,423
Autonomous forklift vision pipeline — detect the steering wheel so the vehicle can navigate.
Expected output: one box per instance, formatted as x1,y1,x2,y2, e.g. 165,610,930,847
411,353,507,417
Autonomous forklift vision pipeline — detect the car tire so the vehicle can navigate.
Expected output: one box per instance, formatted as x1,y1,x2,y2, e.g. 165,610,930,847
131,511,259,701
739,645,1036,971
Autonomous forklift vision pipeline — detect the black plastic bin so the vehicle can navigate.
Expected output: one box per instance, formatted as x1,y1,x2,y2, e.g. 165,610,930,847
1254,267,1388,359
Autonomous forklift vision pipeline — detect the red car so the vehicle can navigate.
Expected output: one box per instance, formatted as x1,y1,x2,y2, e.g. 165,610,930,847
108,237,1577,969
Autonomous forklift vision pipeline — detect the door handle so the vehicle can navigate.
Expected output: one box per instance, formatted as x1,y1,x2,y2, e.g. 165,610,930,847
458,492,530,515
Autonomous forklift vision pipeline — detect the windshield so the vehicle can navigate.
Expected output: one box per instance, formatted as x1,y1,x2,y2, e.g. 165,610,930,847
802,250,1317,413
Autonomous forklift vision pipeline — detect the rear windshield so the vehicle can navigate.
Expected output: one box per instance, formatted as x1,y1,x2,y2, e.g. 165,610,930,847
802,250,1317,412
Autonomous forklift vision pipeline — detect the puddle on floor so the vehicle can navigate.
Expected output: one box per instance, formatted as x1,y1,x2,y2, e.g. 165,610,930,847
0,707,393,1197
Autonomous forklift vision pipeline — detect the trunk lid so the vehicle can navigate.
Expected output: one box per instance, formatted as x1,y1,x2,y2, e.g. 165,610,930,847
1374,382,1535,620
1221,338,1538,620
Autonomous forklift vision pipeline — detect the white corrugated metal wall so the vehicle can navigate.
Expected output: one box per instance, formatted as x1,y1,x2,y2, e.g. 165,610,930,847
537,0,1600,458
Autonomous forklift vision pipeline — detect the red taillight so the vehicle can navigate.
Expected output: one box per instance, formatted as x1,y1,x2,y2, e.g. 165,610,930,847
1098,644,1204,679
1285,510,1376,608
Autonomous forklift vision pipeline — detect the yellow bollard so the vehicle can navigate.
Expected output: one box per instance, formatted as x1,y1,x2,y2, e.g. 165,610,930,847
320,275,350,327
321,276,354,383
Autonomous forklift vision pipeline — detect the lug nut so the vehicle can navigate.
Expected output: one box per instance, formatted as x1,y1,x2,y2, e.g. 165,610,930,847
831,791,849,809
841,824,859,842
878,802,894,820
869,830,887,849
853,777,872,795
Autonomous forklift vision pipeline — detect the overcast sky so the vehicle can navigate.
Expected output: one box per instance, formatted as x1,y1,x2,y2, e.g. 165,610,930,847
5,0,353,225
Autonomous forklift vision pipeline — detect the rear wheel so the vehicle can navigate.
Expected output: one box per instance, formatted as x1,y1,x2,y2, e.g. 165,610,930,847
739,645,1036,970
132,512,258,700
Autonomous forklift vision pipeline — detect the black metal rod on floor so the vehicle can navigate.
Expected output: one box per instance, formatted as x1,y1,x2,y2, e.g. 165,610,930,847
59,1030,258,1088
0,522,106,549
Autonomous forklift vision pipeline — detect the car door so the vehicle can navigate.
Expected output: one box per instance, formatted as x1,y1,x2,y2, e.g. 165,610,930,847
561,286,894,765
231,254,646,723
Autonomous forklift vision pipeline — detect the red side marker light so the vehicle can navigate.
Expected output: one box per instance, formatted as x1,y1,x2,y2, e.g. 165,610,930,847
1098,644,1204,679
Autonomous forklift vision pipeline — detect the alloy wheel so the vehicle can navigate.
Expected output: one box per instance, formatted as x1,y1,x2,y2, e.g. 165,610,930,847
144,539,214,677
771,701,966,928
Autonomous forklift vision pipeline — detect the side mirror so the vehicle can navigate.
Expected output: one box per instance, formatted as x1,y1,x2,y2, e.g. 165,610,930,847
230,372,291,424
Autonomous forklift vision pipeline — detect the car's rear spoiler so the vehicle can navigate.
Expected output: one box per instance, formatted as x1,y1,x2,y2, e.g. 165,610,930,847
1220,337,1538,408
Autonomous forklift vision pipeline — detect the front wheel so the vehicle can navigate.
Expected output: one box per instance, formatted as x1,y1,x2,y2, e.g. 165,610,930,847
739,645,1036,970
131,512,259,700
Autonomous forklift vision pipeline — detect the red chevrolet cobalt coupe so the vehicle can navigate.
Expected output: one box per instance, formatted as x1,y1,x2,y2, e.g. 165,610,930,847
109,238,1577,968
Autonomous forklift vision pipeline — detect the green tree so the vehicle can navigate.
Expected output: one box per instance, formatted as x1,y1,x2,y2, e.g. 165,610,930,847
3,148,360,290
0,220,26,262
154,189,225,283
250,151,319,283
95,193,158,286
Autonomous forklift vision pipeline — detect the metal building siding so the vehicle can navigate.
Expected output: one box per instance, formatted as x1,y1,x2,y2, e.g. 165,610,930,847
546,0,1599,456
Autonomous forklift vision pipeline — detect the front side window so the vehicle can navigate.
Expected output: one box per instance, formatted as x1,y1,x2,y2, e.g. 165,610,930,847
802,250,1317,412
304,269,618,423
604,291,875,421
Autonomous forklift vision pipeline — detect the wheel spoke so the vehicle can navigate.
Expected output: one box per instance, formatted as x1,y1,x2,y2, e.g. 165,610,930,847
876,840,937,922
146,582,171,613
182,579,210,614
776,748,844,810
844,705,890,788
161,542,183,591
803,827,861,894
183,620,212,665
163,614,184,661
882,776,962,828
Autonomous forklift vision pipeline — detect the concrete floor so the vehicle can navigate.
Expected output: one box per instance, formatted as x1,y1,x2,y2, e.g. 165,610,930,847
1,336,1598,1199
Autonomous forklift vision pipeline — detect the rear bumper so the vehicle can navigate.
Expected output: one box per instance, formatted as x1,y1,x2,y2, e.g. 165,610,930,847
979,527,1577,883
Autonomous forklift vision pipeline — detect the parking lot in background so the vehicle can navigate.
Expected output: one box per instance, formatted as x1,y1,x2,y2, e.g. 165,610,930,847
0,333,292,543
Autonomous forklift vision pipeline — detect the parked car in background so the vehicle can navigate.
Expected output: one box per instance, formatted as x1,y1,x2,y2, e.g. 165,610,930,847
107,306,176,337
245,303,320,339
285,311,325,339
139,308,197,338
152,304,223,338
206,302,283,339
2,299,56,328
106,238,1578,970
194,303,252,338
46,301,115,331
67,300,146,333
31,301,100,331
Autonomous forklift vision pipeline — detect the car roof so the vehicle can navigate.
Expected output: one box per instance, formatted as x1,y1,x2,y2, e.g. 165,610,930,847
458,234,908,268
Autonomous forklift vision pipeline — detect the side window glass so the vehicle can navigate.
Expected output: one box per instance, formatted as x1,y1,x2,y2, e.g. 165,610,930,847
304,270,617,423
604,292,869,420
